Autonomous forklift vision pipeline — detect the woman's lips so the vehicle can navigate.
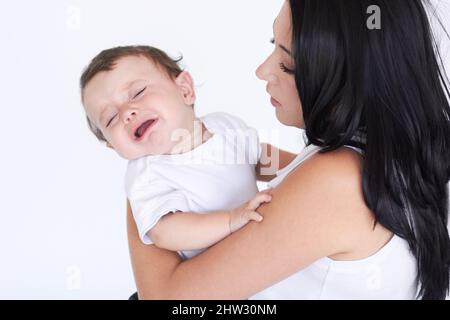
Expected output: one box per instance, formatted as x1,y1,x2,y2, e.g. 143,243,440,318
270,97,282,108
134,118,158,141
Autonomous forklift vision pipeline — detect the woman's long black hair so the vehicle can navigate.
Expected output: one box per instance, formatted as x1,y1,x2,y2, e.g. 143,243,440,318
289,0,450,299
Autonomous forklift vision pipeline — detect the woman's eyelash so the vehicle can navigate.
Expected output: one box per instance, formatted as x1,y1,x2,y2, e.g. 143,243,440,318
270,38,295,74
279,62,295,74
133,87,146,99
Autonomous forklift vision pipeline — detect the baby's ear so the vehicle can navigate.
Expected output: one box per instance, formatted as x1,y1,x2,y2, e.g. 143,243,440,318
106,142,114,149
175,71,196,105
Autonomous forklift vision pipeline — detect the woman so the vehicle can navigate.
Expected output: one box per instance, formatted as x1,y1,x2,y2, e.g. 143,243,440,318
128,0,450,299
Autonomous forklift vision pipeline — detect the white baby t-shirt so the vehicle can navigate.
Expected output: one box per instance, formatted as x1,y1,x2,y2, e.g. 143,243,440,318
124,112,260,260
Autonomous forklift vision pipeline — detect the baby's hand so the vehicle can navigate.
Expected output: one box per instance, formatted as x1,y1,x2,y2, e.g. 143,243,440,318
228,189,272,233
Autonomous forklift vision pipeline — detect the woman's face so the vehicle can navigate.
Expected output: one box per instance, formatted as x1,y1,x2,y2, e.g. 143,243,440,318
256,1,304,128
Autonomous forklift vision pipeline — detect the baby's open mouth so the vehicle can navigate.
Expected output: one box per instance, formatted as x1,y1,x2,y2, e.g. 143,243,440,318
134,119,157,140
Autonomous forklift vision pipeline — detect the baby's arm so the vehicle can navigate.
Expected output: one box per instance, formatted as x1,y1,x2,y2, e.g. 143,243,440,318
256,143,297,181
148,191,271,251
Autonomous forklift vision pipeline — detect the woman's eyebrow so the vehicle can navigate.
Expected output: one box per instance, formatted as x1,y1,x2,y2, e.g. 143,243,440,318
279,44,292,56
272,19,293,56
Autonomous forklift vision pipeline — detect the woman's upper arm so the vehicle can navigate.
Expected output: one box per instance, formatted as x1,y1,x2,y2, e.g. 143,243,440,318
138,149,369,299
127,200,182,297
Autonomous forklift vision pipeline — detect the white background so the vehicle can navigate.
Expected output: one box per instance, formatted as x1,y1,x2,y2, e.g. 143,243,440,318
0,0,449,299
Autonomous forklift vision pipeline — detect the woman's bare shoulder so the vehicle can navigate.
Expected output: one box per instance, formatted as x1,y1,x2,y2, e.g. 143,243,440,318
279,146,366,205
282,146,392,259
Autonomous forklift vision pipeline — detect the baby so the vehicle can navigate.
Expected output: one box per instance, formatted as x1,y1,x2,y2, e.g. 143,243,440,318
80,45,275,260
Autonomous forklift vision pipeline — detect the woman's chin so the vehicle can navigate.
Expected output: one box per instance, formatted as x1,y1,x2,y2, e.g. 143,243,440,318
276,116,300,128
274,109,303,128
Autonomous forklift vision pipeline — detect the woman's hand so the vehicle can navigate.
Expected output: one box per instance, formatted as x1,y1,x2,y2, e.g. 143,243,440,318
256,143,297,181
228,190,272,233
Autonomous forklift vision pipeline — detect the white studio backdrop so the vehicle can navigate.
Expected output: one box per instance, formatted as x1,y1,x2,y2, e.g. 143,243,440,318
0,0,449,299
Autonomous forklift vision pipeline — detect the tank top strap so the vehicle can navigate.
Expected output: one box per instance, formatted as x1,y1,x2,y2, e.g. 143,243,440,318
268,134,366,188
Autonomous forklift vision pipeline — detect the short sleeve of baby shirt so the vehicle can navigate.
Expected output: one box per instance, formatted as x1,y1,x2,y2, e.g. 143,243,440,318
124,158,190,244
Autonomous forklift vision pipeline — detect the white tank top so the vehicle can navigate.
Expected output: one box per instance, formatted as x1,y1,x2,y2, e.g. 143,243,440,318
249,143,418,300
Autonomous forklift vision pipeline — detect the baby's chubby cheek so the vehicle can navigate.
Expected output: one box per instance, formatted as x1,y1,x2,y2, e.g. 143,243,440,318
109,125,177,159
104,137,138,160
115,139,161,160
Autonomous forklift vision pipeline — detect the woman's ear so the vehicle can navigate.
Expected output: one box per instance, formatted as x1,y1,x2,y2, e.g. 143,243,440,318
175,71,196,106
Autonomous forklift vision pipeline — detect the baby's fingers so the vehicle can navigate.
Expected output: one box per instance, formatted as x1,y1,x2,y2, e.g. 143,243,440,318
243,210,264,222
260,188,273,195
247,193,272,211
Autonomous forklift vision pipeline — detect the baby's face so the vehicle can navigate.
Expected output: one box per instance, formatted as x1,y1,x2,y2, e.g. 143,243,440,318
83,55,196,159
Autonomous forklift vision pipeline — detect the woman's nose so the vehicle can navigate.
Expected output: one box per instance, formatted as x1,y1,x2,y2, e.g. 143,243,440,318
256,59,277,84
255,62,266,80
